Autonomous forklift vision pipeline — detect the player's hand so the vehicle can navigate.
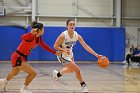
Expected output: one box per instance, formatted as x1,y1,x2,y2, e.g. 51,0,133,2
96,54,103,59
63,49,70,55
31,28,38,35
55,51,63,56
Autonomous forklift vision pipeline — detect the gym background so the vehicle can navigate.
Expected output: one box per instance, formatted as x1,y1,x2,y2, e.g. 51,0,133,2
0,0,140,62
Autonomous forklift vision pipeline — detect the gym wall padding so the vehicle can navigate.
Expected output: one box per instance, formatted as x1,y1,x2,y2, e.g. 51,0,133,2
0,26,27,60
0,26,125,62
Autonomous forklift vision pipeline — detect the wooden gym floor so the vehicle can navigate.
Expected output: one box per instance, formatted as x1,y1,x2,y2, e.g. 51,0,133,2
0,61,140,93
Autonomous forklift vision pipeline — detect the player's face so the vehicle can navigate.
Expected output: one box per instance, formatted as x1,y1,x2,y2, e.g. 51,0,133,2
67,21,75,31
38,27,44,35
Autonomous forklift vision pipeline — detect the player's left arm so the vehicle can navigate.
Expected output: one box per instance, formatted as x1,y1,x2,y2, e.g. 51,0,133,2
78,34,101,58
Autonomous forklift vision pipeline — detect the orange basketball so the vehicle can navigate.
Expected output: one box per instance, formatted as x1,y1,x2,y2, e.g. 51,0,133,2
97,56,109,68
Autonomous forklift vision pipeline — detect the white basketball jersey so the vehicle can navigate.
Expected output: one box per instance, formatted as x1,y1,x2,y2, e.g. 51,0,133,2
61,30,78,58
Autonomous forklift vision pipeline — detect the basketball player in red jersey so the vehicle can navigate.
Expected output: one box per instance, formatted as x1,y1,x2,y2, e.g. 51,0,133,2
0,21,62,93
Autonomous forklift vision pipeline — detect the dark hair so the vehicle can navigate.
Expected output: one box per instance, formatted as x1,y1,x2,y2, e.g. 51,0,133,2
31,21,43,30
66,19,74,26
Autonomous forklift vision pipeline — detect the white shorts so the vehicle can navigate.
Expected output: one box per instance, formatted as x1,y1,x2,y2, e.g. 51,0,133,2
57,53,73,65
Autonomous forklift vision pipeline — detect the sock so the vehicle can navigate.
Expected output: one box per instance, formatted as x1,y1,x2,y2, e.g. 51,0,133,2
4,78,8,82
57,72,62,78
23,85,28,89
80,81,86,86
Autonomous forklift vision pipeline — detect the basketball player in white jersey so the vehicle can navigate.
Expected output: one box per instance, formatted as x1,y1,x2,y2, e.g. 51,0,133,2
53,19,102,93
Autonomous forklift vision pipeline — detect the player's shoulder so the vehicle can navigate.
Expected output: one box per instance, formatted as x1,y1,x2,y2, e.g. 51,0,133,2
58,31,66,39
62,30,67,34
60,30,67,36
74,31,79,35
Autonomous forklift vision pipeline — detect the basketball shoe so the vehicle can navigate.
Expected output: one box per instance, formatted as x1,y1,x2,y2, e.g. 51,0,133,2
53,70,59,83
0,79,8,92
20,86,32,93
81,84,88,93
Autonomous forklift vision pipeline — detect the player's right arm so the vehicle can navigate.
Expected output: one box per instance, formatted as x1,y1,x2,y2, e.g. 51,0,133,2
54,33,68,53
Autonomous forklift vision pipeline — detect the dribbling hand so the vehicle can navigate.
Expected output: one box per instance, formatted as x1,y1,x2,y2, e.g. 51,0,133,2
97,54,103,59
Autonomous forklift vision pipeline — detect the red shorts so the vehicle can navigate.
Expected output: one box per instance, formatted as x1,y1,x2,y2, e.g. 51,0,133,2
11,51,27,67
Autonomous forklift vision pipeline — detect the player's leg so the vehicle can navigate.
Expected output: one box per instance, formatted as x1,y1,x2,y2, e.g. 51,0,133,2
53,66,73,85
67,60,88,93
57,55,75,75
0,52,21,92
63,61,88,92
6,67,20,81
126,54,131,65
53,55,73,80
63,62,88,92
62,62,83,82
18,61,37,93
62,57,85,84
54,55,88,92
0,67,20,92
59,66,73,75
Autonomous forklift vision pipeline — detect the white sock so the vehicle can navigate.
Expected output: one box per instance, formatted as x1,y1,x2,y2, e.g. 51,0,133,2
4,78,8,82
23,85,28,89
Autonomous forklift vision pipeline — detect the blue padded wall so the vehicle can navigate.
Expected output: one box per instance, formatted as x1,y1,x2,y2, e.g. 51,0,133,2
74,27,125,61
0,26,27,60
0,26,125,62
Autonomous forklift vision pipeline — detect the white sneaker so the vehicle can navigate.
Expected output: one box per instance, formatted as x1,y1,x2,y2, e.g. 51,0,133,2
122,60,126,64
20,87,32,93
53,70,58,83
0,79,8,92
81,84,88,93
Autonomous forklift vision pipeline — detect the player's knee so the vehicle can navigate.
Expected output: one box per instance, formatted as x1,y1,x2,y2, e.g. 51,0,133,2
29,70,37,77
68,68,74,73
74,67,81,74
9,71,19,76
12,72,19,76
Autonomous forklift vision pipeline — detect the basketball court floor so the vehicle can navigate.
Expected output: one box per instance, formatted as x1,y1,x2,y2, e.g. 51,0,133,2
0,61,140,93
